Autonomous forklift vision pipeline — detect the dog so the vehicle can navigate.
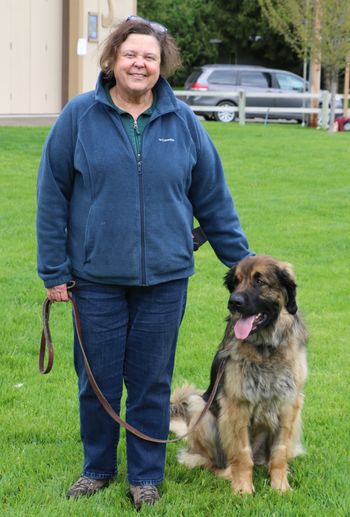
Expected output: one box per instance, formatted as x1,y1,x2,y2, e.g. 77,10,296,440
170,255,307,494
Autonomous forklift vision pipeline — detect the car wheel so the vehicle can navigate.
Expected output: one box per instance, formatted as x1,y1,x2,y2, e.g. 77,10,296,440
214,101,236,123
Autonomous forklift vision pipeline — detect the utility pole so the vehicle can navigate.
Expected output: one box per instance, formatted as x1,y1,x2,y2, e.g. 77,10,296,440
309,0,322,127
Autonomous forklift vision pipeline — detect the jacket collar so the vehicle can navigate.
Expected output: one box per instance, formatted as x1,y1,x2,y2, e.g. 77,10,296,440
94,72,179,117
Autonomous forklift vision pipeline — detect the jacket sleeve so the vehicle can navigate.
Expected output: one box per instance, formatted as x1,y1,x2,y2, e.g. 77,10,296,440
188,116,254,267
36,105,76,287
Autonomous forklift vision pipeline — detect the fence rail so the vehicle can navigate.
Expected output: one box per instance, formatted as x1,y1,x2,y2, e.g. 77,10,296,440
173,89,343,128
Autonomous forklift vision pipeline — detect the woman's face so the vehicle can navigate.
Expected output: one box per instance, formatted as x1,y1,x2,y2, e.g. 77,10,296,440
113,33,161,97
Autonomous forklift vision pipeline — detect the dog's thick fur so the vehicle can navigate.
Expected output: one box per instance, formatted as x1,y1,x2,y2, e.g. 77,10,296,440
170,255,307,494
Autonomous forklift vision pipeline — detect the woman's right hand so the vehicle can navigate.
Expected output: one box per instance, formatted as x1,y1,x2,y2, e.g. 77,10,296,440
47,283,69,302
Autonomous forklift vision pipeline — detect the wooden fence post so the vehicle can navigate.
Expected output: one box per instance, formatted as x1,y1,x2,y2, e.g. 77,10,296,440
343,58,349,118
321,90,330,130
239,90,246,126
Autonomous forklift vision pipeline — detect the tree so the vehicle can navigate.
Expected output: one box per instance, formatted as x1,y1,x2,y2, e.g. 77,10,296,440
138,0,302,84
259,0,319,126
212,0,301,72
259,0,314,60
319,0,350,129
259,0,350,129
138,0,219,84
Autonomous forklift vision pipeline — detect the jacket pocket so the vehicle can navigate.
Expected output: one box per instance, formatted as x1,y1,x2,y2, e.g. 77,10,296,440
83,205,139,281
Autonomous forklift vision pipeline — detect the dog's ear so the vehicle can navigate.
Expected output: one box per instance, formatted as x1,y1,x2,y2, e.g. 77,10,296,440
224,265,237,292
275,265,298,315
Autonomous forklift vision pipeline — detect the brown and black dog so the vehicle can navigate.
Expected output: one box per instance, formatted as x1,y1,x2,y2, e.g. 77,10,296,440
170,255,307,494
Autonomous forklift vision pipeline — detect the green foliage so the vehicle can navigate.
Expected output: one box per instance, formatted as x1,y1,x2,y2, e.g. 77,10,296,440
259,0,314,60
212,0,301,70
259,0,350,70
258,0,350,127
320,0,350,71
138,0,219,84
138,0,302,84
1,124,349,516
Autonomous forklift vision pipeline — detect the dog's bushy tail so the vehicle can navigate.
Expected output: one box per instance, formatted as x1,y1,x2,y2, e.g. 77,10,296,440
170,384,228,471
170,384,204,437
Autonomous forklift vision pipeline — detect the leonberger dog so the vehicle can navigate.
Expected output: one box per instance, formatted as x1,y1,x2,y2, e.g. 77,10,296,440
170,255,307,494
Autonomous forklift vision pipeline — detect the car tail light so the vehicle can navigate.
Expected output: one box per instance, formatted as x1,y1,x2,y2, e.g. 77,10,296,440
190,82,208,91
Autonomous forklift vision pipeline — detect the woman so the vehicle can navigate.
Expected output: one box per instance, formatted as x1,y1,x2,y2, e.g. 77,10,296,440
36,17,253,509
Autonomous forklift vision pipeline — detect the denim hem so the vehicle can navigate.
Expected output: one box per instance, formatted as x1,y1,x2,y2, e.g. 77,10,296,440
127,477,163,486
83,469,117,480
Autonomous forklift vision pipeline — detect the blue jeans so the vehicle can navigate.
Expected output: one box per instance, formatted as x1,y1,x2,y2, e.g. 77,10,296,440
72,278,188,485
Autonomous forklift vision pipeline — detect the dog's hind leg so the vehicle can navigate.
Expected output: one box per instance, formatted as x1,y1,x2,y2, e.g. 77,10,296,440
269,395,304,491
219,399,254,495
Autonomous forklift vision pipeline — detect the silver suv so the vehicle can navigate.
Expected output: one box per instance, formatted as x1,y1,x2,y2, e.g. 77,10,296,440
184,64,340,122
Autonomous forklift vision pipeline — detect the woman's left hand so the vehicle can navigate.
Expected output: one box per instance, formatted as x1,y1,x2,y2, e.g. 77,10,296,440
47,283,69,302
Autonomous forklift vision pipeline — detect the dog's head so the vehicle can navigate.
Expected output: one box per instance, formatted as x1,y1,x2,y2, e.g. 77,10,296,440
224,255,298,341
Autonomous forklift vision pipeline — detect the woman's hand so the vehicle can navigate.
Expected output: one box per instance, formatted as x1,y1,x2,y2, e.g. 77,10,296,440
47,283,69,302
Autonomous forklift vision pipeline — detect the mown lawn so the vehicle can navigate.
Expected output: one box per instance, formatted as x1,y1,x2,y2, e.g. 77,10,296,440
0,123,349,516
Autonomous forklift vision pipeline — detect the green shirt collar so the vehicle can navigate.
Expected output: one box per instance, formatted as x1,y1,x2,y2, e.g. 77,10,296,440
104,80,156,117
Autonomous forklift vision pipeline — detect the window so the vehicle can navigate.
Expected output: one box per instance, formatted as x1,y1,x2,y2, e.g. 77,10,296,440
275,73,305,92
88,13,98,42
186,70,202,84
208,70,237,85
240,71,270,88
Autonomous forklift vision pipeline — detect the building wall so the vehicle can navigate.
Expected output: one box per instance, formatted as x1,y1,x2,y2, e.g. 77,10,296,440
0,0,136,115
0,0,63,114
68,0,136,100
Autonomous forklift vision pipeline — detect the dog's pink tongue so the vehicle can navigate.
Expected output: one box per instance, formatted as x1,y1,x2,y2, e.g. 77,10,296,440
234,315,256,340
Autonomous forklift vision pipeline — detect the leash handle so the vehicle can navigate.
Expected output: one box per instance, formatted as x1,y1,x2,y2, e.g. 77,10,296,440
39,281,75,374
39,292,226,444
39,298,54,374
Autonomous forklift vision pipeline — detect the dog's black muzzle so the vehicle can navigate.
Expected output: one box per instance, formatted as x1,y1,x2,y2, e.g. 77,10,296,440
228,289,279,326
228,290,260,315
228,292,246,313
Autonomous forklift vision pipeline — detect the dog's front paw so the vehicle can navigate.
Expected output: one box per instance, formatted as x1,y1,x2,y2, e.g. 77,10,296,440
270,469,291,492
231,479,255,495
231,470,255,495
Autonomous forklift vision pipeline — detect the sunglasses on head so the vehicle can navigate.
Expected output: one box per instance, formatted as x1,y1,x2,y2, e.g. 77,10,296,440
127,15,168,34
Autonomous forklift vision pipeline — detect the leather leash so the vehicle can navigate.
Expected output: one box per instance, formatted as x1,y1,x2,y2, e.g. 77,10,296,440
39,292,226,444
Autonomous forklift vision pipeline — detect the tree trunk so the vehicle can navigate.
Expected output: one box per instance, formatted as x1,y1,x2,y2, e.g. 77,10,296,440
308,0,322,128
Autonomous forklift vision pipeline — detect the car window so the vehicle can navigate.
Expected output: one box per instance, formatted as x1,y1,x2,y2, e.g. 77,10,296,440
240,71,271,88
208,70,238,85
275,72,305,92
186,70,202,84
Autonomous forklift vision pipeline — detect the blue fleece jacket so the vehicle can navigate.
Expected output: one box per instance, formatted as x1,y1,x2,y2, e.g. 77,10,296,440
36,73,252,288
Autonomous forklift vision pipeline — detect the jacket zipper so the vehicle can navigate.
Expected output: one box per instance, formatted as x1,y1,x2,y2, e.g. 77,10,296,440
134,120,147,285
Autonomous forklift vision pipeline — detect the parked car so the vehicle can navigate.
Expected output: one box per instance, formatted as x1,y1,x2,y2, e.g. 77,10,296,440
183,64,342,122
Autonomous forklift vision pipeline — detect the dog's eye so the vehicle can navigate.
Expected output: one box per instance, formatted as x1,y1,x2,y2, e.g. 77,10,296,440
254,274,266,287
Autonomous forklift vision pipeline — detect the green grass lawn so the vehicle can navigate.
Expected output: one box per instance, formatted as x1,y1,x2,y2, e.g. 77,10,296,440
0,123,349,516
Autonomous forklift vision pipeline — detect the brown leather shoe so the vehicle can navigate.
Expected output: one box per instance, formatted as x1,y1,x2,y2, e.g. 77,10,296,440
128,484,160,510
67,475,111,499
